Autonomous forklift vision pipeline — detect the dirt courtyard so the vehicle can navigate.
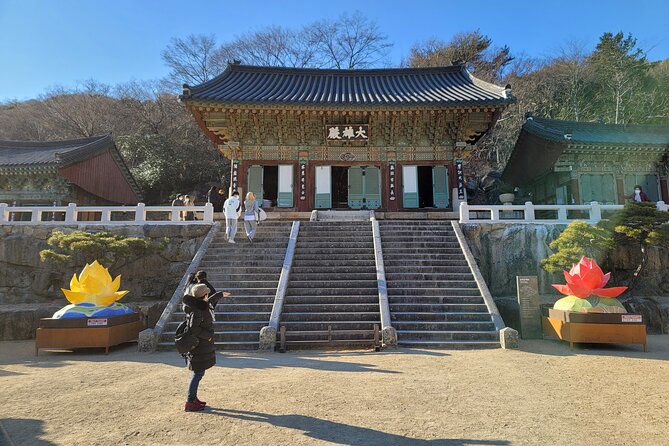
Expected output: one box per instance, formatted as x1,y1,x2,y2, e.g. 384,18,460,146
0,337,667,446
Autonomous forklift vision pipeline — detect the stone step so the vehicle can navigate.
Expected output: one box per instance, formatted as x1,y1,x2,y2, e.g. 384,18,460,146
392,321,496,331
281,306,380,317
297,236,373,241
281,321,379,331
396,340,499,349
281,295,378,304
165,320,267,331
383,255,469,271
292,255,375,262
386,280,478,288
199,260,284,268
292,259,376,267
287,279,378,288
289,272,377,280
206,280,278,288
396,330,498,342
389,303,488,312
390,312,492,321
296,243,374,249
382,247,465,254
388,295,484,304
385,273,474,281
387,287,481,296
212,295,275,304
284,330,376,343
205,271,283,279
215,287,277,296
293,248,373,255
381,242,461,249
286,287,377,296
384,265,471,273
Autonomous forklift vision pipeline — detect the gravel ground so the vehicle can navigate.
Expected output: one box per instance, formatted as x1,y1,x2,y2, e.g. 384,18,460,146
0,337,667,446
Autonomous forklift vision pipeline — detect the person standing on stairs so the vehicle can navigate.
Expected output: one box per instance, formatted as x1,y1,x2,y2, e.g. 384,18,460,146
243,192,260,242
182,283,216,412
223,191,241,243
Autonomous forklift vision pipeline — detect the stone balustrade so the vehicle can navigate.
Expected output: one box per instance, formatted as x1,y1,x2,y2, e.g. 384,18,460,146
0,202,214,225
460,201,669,224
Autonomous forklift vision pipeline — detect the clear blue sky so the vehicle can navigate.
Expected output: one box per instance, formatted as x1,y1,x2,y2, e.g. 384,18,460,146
1,0,668,102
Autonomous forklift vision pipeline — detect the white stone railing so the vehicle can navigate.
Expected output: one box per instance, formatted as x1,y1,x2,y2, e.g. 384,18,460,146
0,202,214,225
460,201,669,224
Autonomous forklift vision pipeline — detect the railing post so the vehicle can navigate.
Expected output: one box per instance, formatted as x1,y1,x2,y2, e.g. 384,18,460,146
65,203,77,224
459,201,469,223
203,202,214,223
491,207,500,222
590,201,602,223
31,208,40,223
557,207,568,222
0,203,7,223
171,206,180,222
524,202,535,222
134,203,146,224
101,209,110,223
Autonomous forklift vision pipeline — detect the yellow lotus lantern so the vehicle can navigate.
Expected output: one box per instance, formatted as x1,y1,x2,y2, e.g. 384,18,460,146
53,260,134,319
62,260,129,306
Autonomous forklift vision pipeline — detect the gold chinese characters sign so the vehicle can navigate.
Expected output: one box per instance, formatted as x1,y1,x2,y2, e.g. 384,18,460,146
325,124,369,143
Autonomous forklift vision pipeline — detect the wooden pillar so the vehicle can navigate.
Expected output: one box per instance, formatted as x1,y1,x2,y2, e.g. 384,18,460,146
569,172,580,204
660,177,669,202
615,176,625,204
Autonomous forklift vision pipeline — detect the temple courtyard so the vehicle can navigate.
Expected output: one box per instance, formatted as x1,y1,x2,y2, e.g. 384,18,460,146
0,338,667,446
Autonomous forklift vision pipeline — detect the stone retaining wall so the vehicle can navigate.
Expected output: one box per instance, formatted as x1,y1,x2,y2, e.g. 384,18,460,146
0,224,209,340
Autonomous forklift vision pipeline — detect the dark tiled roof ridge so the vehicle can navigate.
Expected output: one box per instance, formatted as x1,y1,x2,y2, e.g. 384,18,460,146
0,134,111,149
531,116,669,132
182,63,512,106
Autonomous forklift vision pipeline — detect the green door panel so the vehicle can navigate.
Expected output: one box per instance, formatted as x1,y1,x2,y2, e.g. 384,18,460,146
580,174,615,204
432,166,449,208
247,165,263,206
348,167,364,209
364,167,381,209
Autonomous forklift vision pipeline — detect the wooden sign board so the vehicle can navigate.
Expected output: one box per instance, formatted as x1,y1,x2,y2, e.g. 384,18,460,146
517,276,542,339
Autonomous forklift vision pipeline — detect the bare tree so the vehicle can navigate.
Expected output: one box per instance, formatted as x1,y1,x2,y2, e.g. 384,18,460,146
161,34,226,89
307,13,393,69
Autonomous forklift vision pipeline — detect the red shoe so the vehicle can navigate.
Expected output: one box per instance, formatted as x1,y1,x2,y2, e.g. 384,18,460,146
184,401,205,412
194,397,206,407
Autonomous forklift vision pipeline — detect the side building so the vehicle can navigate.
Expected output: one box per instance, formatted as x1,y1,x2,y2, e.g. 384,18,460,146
502,115,669,204
181,63,513,211
0,134,142,207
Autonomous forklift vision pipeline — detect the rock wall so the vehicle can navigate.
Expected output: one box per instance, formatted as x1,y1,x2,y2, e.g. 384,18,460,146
462,223,669,334
462,223,669,296
0,225,210,304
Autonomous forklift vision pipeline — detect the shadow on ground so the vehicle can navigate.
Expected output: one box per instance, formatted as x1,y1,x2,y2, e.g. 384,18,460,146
0,418,55,446
207,409,509,446
516,336,668,361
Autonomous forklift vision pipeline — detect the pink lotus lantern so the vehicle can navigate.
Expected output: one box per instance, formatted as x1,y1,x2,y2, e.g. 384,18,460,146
552,257,628,313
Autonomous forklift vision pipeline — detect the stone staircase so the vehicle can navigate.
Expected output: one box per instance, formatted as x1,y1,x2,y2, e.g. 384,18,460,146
379,221,499,349
280,221,381,349
159,221,292,350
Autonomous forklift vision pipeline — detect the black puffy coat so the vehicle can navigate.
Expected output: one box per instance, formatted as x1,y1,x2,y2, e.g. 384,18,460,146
182,294,216,372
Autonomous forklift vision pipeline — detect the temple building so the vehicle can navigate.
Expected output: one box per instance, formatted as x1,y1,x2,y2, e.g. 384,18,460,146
0,134,142,206
181,64,513,211
502,115,669,204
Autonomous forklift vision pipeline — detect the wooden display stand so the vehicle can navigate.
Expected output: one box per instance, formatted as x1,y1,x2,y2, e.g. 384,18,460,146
35,313,143,355
542,308,647,352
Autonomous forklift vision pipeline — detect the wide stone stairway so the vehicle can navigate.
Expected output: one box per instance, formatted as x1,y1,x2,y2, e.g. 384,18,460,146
279,221,381,348
159,221,292,350
379,221,499,348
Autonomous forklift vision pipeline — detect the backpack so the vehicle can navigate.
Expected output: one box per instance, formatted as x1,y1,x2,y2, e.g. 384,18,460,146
174,315,199,354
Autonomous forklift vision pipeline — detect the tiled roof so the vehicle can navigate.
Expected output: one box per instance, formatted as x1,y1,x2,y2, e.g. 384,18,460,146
524,116,669,146
0,135,113,167
181,64,513,107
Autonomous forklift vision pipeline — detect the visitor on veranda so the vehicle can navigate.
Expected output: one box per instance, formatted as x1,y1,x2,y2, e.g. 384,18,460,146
626,185,650,202
223,191,241,243
172,194,185,221
184,195,196,221
182,283,216,412
207,186,223,212
243,192,260,242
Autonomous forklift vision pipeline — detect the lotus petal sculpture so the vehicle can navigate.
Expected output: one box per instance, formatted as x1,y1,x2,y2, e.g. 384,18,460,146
552,257,628,313
53,260,133,319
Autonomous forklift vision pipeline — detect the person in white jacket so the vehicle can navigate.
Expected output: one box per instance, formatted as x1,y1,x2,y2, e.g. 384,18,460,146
223,191,241,243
